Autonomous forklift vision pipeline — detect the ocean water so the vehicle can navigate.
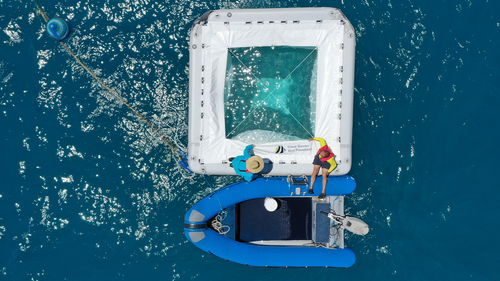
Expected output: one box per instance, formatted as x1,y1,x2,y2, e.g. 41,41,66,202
1,0,499,280
224,46,317,141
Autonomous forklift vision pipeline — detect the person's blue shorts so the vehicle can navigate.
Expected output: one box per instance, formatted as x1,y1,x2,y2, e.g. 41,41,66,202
313,155,331,169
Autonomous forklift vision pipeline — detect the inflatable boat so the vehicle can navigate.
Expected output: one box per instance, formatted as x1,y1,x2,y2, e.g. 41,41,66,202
184,175,368,267
187,7,356,176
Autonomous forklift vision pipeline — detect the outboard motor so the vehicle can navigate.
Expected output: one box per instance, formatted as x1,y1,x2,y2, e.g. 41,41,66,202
321,211,369,236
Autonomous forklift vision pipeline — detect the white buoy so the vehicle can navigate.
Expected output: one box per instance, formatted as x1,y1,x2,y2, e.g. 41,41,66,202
264,197,278,212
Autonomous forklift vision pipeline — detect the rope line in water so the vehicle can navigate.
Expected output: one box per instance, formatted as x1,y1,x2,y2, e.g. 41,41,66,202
34,1,193,176
202,174,223,210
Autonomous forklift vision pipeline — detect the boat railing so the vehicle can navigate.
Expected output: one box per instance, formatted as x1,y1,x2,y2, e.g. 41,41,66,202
287,175,309,195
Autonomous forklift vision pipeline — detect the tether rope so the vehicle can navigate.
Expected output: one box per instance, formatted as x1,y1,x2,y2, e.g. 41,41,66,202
34,1,193,177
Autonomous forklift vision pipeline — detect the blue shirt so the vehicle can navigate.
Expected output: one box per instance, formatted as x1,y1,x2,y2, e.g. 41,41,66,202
232,145,255,182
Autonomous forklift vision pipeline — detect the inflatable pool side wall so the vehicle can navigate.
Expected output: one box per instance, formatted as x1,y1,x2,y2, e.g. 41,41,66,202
188,7,356,177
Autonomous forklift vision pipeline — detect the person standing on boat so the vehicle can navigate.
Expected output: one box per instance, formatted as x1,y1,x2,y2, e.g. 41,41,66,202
307,137,337,199
232,144,264,182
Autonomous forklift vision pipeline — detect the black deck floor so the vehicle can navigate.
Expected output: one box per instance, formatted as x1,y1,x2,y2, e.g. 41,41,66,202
237,197,312,242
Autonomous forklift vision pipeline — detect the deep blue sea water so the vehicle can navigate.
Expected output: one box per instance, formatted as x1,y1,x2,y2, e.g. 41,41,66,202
1,0,500,280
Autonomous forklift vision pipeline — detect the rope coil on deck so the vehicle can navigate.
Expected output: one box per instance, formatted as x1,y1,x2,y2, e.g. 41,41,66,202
202,173,230,234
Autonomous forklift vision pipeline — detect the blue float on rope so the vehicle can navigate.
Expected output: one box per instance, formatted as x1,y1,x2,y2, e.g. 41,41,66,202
177,150,193,173
180,160,193,173
46,18,70,41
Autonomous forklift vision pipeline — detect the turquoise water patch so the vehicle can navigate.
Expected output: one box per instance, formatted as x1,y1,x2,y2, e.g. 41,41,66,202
252,77,294,116
224,46,317,142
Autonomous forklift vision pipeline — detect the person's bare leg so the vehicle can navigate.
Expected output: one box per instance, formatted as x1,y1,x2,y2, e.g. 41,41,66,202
309,165,320,192
321,168,329,194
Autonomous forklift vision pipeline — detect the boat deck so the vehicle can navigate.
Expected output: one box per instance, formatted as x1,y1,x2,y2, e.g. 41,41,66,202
238,197,312,241
210,195,345,248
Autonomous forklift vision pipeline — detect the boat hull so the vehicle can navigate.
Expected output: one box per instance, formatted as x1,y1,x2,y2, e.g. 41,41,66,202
186,228,356,267
184,176,357,267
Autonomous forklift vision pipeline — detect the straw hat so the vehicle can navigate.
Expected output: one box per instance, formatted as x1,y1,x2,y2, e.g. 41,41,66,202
246,156,264,173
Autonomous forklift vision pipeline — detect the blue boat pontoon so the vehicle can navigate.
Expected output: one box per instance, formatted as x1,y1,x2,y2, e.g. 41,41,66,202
184,176,358,267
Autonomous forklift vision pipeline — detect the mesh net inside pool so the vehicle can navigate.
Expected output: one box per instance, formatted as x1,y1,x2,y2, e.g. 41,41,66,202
224,46,317,144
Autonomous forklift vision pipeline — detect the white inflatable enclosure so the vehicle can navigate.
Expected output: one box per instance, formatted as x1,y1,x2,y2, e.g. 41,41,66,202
188,8,356,176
